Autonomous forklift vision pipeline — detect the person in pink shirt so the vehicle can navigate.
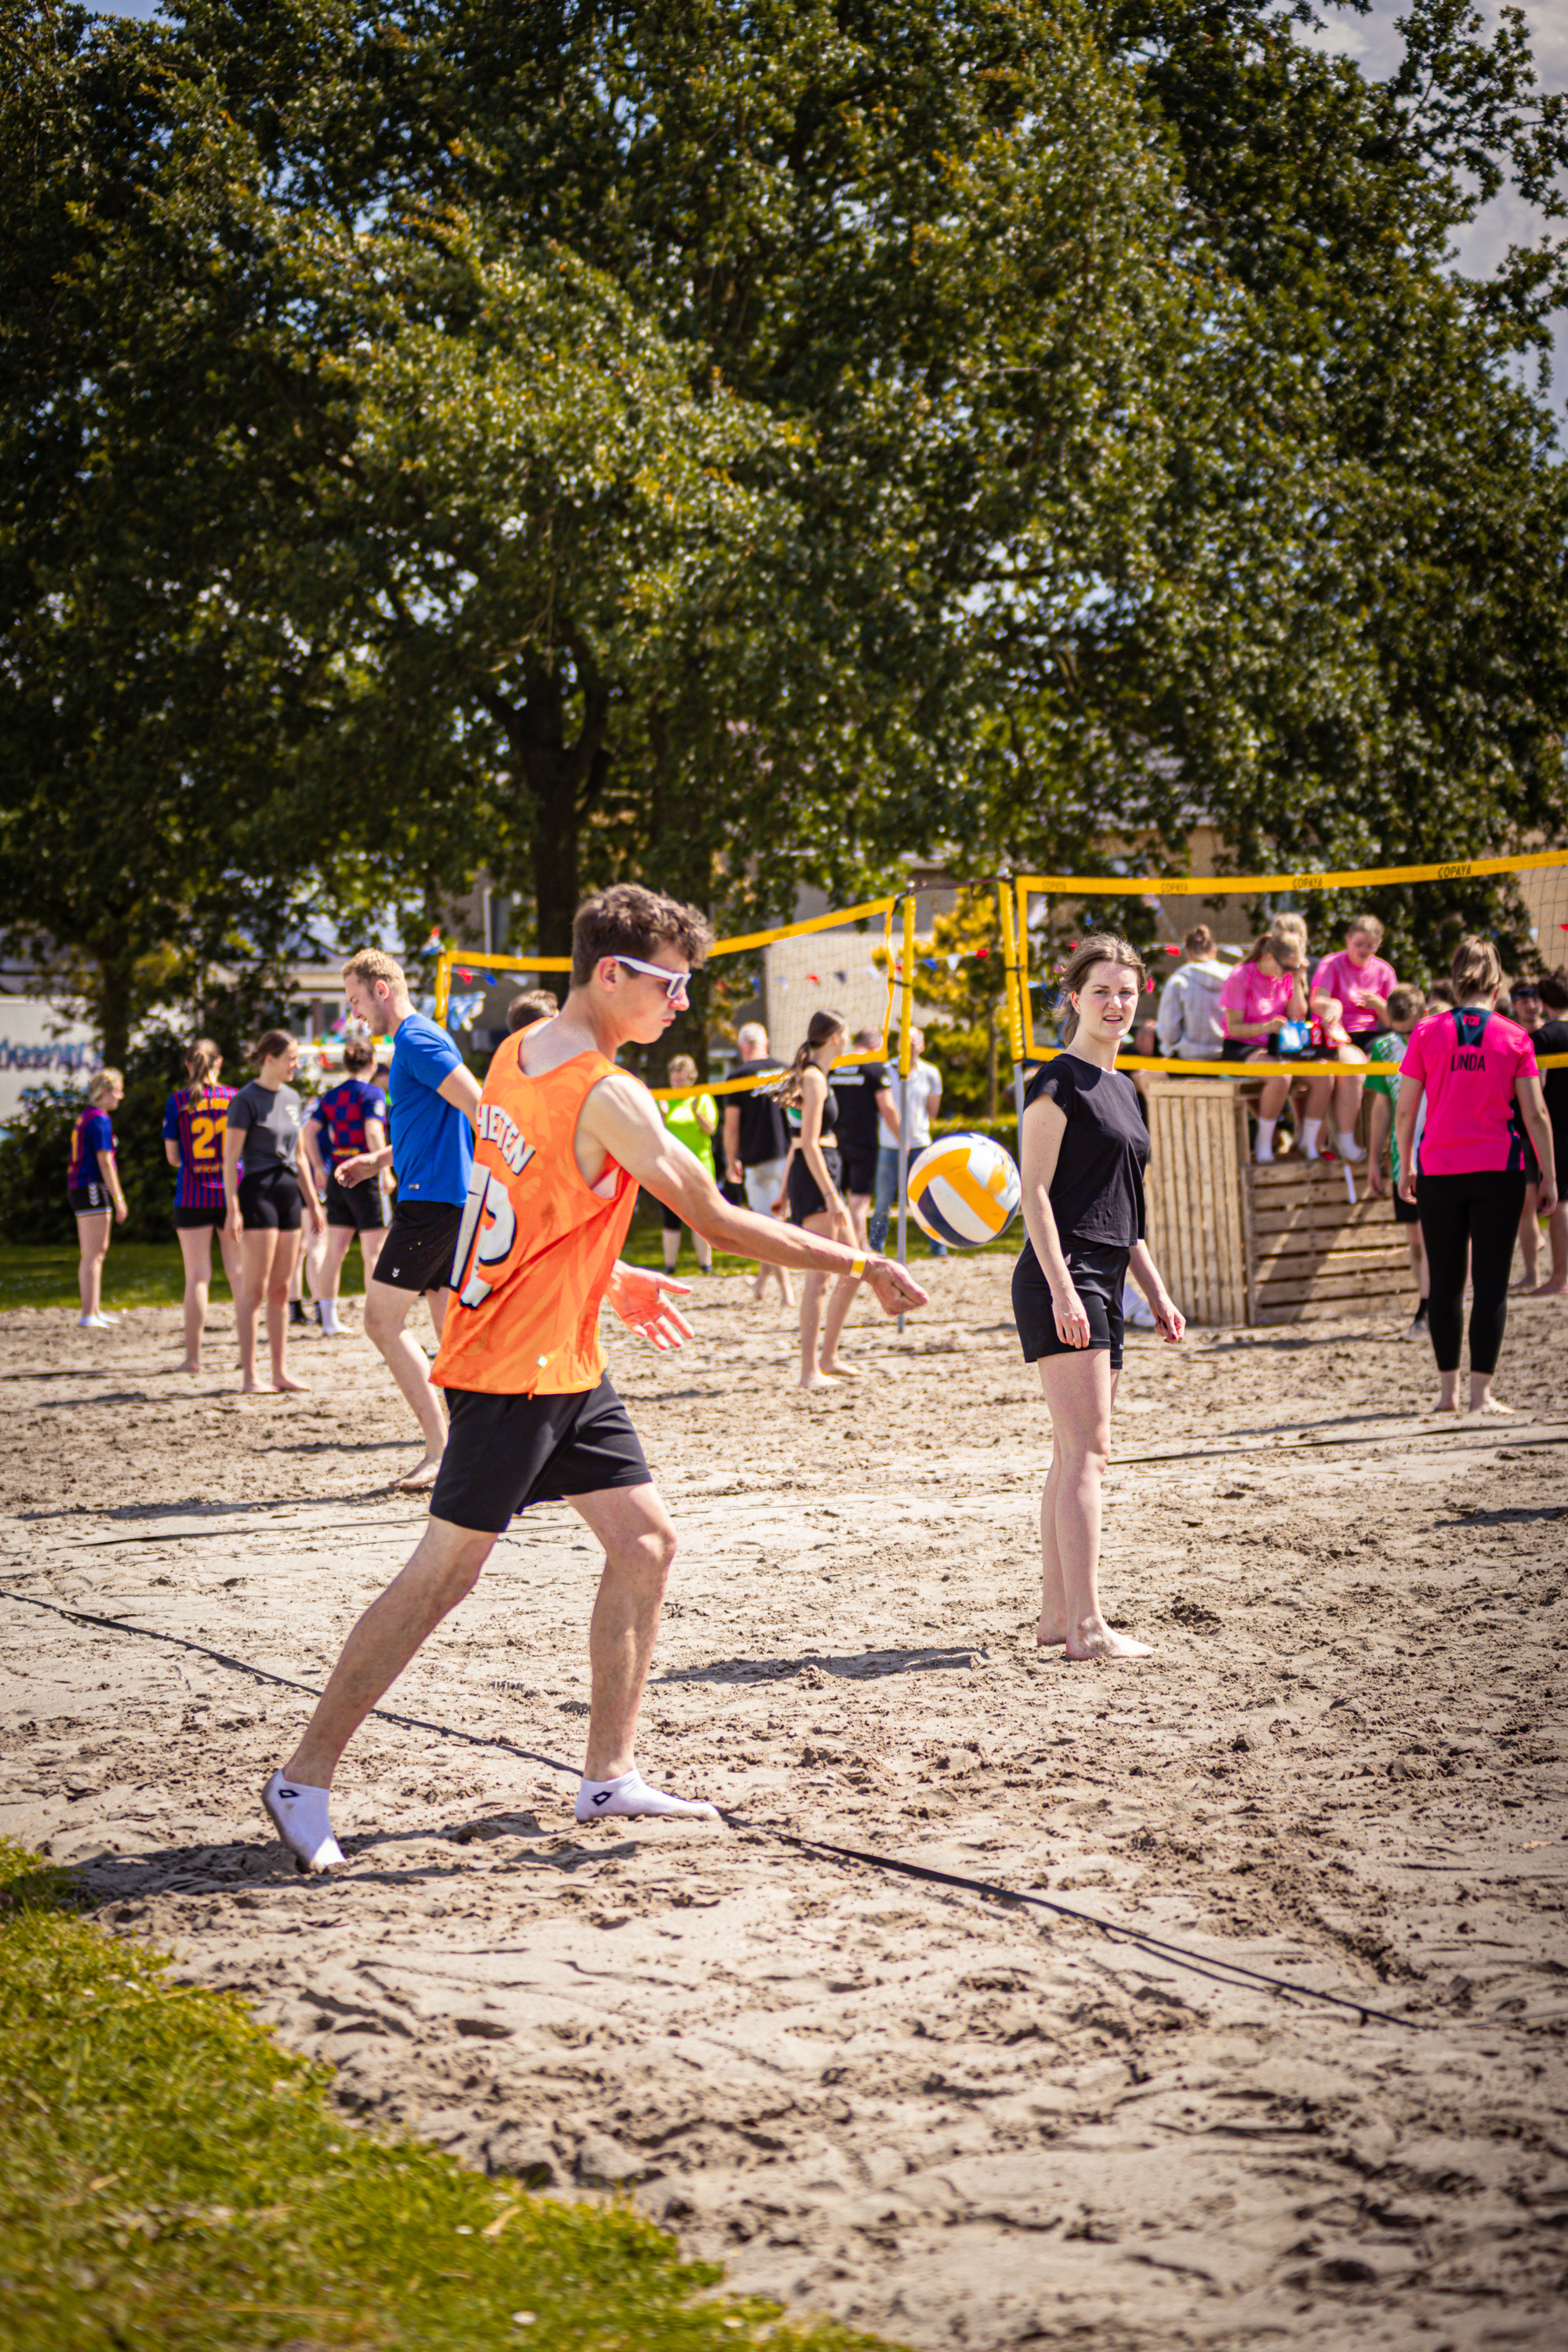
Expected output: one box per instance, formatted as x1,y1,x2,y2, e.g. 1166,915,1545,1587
1218,927,1307,1163
1395,935,1556,1415
1301,913,1399,1162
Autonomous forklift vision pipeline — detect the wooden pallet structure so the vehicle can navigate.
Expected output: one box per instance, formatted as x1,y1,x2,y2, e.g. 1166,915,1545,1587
1142,1076,1416,1326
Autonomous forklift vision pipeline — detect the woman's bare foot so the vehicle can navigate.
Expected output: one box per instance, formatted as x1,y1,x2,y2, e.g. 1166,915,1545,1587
1471,1393,1515,1415
274,1371,310,1395
1533,1278,1567,1295
394,1454,443,1491
797,1372,842,1391
239,1377,267,1395
1065,1621,1152,1661
818,1357,868,1378
176,1359,200,1374
1431,1399,1461,1413
1035,1618,1067,1648
1510,1276,1537,1293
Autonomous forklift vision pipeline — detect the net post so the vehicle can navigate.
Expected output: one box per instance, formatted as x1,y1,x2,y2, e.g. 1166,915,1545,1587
896,892,915,1331
433,946,452,1028
997,875,1026,1165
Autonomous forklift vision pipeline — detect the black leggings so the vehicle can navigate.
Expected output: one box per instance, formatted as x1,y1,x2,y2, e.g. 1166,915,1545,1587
1417,1168,1526,1376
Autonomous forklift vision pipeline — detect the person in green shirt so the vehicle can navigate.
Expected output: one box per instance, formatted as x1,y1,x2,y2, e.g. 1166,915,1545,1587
659,1055,717,1274
1365,984,1429,1338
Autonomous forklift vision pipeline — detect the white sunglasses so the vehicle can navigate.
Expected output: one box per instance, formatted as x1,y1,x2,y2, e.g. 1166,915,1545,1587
614,953,691,1004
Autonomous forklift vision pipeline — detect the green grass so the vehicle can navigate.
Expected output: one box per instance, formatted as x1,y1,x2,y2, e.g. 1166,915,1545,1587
0,1243,369,1316
0,1842,898,2352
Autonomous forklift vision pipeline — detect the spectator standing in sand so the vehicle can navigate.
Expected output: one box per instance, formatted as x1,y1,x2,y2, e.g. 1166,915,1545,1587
1304,914,1399,1162
1364,986,1431,1340
782,1010,866,1386
163,1039,244,1370
1505,979,1552,1292
831,1029,898,1247
657,1057,717,1276
1155,926,1232,1064
868,1026,942,1255
302,1031,390,1334
332,951,482,1490
223,1032,325,1395
68,1067,127,1330
1011,935,1185,1661
1396,937,1556,1415
1530,970,1568,1294
722,1022,794,1305
1219,929,1308,1162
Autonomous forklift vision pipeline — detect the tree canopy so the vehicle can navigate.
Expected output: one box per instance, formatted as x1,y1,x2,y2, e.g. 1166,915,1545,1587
2,0,1566,1038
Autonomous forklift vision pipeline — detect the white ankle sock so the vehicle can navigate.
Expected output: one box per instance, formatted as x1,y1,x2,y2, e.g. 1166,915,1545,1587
1337,1129,1367,1161
1303,1117,1323,1158
262,1769,345,1871
319,1298,340,1334
575,1770,719,1824
1254,1116,1277,1163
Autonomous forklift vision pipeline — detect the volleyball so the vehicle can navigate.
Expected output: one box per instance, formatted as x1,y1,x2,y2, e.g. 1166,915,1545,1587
906,1131,1021,1249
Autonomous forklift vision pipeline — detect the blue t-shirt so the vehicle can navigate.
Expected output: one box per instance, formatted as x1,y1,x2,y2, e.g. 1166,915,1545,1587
388,1012,472,1204
69,1108,114,1190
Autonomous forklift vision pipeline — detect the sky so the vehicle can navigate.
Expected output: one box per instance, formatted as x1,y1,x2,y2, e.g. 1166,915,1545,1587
89,1,1568,401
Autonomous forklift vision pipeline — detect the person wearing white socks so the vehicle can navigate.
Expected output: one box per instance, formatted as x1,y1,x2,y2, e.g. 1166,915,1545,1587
262,883,929,1872
301,1032,391,1335
1303,914,1398,1160
1217,928,1308,1163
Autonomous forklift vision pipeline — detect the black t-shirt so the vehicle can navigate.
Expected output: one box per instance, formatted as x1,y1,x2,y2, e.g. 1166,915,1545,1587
1022,1052,1147,1250
830,1061,888,1152
1535,1017,1568,1133
735,1058,790,1164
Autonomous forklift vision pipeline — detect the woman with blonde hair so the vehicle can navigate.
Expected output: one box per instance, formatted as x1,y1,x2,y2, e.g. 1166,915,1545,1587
1217,927,1308,1162
162,1037,245,1371
67,1067,127,1329
1013,937,1185,1658
223,1030,325,1393
782,1009,862,1387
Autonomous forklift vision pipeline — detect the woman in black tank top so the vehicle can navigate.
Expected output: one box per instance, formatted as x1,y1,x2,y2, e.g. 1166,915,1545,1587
782,1009,860,1388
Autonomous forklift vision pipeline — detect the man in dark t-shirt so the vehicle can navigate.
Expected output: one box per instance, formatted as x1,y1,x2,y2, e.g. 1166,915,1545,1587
722,1022,793,1303
831,1029,898,1247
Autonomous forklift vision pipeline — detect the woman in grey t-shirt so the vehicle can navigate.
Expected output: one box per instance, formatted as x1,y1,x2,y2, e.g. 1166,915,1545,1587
222,1029,324,1393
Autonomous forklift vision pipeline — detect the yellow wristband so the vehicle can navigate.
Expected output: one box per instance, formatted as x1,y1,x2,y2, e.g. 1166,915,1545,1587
849,1251,866,1278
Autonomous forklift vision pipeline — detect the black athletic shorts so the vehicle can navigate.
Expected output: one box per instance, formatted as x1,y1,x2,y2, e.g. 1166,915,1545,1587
788,1145,842,1224
1013,1240,1129,1370
430,1376,652,1533
840,1144,877,1196
238,1165,302,1232
172,1202,227,1230
1392,1190,1421,1226
325,1167,390,1232
68,1181,109,1215
373,1198,463,1292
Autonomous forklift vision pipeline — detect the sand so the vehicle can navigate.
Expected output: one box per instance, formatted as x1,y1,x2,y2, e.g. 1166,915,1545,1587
2,1258,1565,2350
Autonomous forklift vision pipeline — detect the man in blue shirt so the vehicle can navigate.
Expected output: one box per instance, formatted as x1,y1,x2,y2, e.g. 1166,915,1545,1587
336,949,482,1489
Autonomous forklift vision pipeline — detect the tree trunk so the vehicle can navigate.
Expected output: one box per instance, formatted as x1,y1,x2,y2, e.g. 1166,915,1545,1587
93,946,136,1071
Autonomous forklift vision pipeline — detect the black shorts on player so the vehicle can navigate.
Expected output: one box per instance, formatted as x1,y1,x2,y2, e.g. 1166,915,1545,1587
373,1198,464,1291
1012,1241,1129,1371
430,1377,652,1533
788,1146,843,1225
67,1181,109,1216
840,1144,877,1196
172,1202,227,1229
238,1166,302,1232
325,1167,390,1232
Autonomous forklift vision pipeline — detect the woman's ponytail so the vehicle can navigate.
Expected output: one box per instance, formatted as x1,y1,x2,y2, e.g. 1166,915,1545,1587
779,1009,846,1109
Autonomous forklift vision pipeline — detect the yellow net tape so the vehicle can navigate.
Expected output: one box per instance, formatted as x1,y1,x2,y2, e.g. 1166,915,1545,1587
1014,853,1568,1075
432,898,901,1100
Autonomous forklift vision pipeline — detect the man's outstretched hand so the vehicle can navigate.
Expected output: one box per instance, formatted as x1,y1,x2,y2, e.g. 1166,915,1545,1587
866,1257,930,1316
607,1262,695,1352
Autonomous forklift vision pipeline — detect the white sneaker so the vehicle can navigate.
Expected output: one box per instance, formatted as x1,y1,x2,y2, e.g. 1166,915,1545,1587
1123,1288,1158,1330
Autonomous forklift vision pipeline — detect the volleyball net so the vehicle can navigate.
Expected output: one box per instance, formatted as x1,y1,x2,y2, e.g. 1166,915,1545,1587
1007,851,1568,1078
432,897,908,1101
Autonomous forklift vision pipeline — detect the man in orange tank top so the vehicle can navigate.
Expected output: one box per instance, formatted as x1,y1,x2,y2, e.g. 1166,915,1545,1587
263,884,928,1868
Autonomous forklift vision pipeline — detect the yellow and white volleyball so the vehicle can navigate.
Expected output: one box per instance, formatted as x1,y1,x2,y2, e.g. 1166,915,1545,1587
906,1132,1021,1250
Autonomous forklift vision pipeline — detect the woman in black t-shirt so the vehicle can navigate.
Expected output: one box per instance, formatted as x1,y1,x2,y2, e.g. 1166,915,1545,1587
1013,935,1185,1661
781,1008,860,1388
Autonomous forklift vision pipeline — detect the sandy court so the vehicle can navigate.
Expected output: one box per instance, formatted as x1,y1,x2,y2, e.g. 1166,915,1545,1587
2,1257,1566,2350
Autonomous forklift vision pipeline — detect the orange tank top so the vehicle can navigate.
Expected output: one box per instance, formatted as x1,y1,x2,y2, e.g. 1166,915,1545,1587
430,1044,637,1397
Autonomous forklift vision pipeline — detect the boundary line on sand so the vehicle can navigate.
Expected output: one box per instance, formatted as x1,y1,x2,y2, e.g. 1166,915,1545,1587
0,1588,1427,2034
